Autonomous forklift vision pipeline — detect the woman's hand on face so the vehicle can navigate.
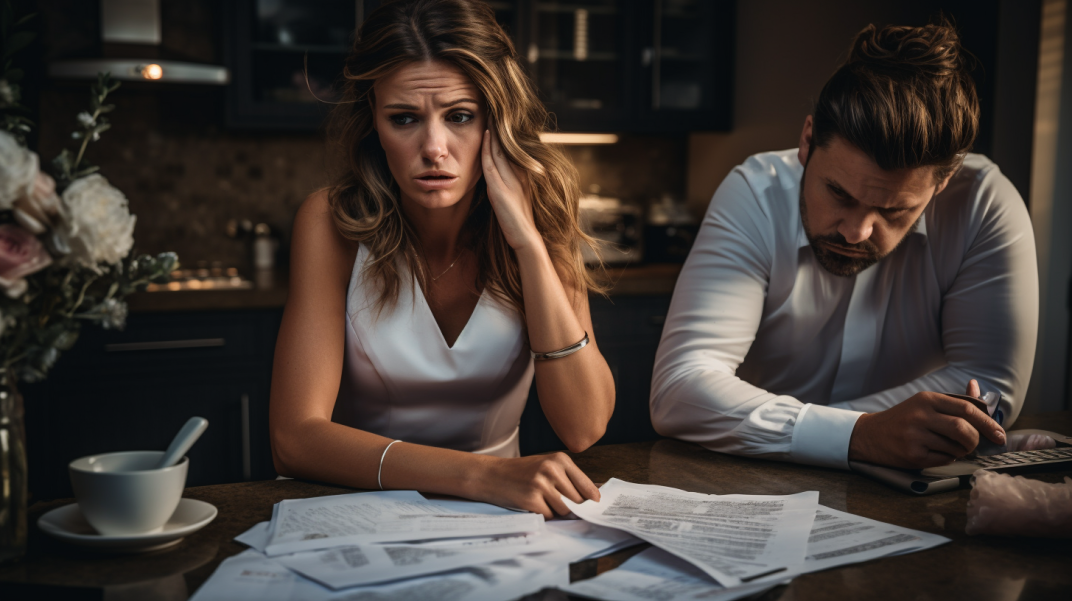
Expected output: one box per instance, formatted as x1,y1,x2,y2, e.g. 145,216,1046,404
482,128,542,252
476,452,601,519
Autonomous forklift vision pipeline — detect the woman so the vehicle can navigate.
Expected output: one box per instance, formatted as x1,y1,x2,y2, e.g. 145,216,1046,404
269,0,616,518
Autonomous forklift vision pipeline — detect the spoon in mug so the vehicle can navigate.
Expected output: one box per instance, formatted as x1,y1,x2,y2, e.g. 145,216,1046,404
156,417,209,469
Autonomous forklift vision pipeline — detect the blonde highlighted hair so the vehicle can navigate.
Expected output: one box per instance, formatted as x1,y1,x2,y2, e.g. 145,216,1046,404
326,0,602,317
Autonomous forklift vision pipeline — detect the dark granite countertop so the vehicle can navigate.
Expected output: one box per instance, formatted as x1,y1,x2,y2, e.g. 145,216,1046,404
2,411,1069,600
127,263,683,313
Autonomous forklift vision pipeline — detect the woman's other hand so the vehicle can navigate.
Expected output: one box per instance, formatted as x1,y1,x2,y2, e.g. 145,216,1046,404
482,128,541,251
475,453,601,519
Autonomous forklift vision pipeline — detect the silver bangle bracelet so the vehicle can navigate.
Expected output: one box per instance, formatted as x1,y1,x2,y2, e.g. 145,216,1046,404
531,331,589,361
378,440,402,490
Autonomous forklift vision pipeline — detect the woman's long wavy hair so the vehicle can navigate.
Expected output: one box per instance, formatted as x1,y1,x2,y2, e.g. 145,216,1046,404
326,0,602,318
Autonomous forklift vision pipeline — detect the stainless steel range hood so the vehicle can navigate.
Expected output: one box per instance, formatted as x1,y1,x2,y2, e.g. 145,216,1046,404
48,0,230,85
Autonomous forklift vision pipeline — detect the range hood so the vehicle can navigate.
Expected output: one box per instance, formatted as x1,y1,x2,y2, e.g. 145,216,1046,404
48,0,229,85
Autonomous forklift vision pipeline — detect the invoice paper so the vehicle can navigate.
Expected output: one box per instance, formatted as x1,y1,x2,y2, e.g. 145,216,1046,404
264,518,638,590
263,490,544,556
544,520,642,560
189,549,566,601
563,479,818,587
274,530,562,589
562,547,783,601
777,506,949,578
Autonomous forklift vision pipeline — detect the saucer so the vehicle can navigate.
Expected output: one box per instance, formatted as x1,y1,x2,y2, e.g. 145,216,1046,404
38,498,217,553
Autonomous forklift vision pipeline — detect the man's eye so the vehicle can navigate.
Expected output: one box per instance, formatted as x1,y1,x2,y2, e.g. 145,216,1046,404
449,112,473,124
390,115,416,125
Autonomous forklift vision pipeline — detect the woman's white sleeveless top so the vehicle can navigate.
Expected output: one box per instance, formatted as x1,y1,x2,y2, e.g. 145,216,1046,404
332,245,534,458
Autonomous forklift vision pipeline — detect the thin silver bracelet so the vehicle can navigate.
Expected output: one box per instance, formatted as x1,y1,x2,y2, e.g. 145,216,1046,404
378,440,402,490
531,331,589,361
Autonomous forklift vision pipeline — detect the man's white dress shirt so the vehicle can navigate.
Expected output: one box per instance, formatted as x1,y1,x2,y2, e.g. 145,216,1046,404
650,150,1038,469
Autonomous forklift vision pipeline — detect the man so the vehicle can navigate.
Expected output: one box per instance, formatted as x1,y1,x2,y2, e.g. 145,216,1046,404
650,22,1038,470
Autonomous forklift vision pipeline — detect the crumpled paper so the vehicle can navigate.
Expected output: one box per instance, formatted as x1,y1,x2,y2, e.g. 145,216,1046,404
1005,433,1056,452
966,469,1072,537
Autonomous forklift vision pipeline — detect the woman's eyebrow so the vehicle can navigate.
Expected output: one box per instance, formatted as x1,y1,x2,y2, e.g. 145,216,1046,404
382,98,479,110
440,97,480,107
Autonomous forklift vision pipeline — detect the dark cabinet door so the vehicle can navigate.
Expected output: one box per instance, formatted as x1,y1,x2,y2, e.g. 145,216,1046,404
26,378,253,500
523,0,639,132
23,309,282,501
225,0,366,130
634,0,735,132
519,294,669,455
525,0,733,133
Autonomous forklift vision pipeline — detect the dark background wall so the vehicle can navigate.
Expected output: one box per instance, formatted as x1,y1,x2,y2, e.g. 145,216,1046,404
686,0,1038,214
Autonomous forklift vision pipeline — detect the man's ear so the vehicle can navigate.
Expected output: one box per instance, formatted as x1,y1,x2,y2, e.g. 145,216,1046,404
798,116,814,167
933,171,954,196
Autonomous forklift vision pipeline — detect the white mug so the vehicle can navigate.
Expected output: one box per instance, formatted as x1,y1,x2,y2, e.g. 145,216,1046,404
69,450,188,536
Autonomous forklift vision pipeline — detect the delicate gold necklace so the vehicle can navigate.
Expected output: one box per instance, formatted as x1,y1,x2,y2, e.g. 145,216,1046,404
429,253,461,281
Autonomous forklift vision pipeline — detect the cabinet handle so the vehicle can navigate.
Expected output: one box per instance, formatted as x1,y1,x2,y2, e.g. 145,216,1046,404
241,393,251,481
104,338,225,352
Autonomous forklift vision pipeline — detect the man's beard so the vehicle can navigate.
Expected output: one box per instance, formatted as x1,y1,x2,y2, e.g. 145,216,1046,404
799,166,921,278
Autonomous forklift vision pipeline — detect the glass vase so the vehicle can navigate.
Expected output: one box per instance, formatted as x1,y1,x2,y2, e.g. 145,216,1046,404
0,375,27,564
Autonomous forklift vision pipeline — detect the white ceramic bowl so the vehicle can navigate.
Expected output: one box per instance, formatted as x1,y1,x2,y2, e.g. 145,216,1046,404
68,450,188,536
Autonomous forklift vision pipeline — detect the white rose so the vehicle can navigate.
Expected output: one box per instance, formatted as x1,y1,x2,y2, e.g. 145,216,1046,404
0,129,39,210
61,174,137,270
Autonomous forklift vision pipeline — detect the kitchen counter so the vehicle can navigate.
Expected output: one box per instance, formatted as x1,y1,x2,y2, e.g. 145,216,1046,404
3,411,1069,600
127,264,683,313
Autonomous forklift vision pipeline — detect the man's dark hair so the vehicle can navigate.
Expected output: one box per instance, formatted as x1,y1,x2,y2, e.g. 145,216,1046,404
812,20,980,181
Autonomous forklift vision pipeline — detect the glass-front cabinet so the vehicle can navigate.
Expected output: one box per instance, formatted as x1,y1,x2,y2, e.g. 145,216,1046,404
226,0,364,130
225,0,733,132
641,0,733,131
526,1,634,130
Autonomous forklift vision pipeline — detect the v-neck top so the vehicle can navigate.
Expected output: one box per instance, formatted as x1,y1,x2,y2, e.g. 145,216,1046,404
332,245,534,458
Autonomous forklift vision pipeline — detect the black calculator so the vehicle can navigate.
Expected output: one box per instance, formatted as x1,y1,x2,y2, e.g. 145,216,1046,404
921,433,1072,478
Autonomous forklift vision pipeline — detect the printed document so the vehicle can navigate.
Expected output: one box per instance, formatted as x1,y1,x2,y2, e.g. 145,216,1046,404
563,547,783,601
263,490,543,556
785,506,949,577
237,517,638,590
563,479,818,587
274,530,561,589
189,549,566,601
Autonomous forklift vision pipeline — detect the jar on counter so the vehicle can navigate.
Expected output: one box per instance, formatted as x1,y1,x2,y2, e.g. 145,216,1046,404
253,223,279,270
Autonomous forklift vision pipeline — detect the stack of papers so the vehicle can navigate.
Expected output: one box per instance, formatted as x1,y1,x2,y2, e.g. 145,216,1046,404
191,481,949,601
561,479,950,600
190,490,639,601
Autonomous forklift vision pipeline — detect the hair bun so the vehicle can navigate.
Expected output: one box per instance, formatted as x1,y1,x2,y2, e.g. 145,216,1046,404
849,21,965,78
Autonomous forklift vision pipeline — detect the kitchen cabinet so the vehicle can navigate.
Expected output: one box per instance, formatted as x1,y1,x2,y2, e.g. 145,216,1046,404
225,0,733,133
22,309,283,501
520,293,669,454
224,0,368,130
523,0,734,133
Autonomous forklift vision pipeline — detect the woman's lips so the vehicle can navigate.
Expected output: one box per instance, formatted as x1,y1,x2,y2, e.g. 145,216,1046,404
822,241,870,257
414,176,458,191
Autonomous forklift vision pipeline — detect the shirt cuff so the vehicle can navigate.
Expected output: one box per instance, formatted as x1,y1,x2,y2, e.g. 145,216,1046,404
790,404,864,470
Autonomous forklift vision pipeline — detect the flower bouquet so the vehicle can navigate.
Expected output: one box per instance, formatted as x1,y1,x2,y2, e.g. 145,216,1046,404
0,62,177,561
